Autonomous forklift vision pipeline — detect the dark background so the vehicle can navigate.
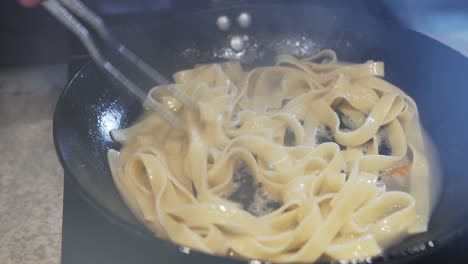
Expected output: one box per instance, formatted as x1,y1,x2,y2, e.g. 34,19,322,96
3,0,468,68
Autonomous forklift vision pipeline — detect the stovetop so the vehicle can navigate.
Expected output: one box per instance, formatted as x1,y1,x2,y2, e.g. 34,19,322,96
61,177,162,264
61,2,468,263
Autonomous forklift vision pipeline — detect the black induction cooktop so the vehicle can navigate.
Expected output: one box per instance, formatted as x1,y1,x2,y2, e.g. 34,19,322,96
61,176,166,264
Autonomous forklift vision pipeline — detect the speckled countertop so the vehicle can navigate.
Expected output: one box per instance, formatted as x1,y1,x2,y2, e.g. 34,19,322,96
0,65,66,264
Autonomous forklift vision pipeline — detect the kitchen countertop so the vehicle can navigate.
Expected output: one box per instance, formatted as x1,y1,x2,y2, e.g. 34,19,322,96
0,64,66,264
0,35,467,264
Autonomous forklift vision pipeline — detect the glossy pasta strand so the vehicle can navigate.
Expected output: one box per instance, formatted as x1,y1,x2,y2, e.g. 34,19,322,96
108,50,433,262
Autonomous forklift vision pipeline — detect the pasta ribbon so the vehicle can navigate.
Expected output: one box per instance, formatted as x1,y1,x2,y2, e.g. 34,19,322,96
108,50,434,262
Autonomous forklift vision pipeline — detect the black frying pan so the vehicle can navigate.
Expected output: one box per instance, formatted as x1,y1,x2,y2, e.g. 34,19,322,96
54,3,468,264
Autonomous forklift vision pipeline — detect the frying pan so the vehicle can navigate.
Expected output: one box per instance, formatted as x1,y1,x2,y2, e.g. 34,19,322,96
54,3,468,263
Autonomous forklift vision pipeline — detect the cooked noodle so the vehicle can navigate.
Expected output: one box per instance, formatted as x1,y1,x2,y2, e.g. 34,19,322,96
108,50,434,262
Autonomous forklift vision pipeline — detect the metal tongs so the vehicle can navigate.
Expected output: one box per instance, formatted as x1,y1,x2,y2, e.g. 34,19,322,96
42,0,192,129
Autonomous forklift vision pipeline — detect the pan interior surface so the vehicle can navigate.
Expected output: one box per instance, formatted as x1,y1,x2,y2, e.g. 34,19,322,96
54,3,468,263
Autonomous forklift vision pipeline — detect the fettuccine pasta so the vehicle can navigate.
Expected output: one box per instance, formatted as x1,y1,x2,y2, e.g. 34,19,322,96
108,50,435,262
